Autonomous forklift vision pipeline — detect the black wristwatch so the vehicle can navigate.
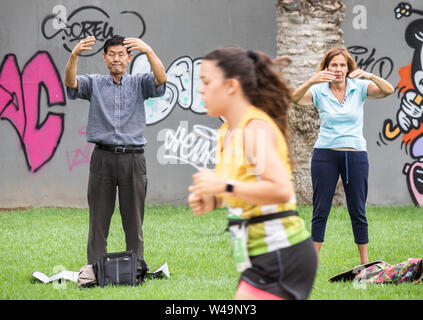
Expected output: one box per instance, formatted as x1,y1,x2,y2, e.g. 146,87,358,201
225,180,235,193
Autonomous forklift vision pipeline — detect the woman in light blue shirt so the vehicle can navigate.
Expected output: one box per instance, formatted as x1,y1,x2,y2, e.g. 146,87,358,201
293,47,394,265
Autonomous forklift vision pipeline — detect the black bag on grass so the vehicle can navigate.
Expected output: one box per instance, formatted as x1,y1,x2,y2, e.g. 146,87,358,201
94,251,139,287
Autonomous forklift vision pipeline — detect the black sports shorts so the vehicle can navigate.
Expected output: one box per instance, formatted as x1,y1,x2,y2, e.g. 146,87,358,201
239,237,317,300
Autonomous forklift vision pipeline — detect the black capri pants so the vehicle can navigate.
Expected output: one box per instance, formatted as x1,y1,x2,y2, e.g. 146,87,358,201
311,148,369,244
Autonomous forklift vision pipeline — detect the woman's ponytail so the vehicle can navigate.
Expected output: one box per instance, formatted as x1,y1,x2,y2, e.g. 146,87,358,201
203,47,294,167
247,50,294,167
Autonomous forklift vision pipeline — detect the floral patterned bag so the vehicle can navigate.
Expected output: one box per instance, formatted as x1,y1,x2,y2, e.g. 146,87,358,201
353,258,423,285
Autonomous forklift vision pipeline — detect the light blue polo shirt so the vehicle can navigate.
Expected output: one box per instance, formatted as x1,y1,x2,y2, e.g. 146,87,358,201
309,78,370,151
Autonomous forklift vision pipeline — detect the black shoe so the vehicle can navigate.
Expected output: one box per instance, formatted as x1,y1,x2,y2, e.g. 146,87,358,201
136,259,149,283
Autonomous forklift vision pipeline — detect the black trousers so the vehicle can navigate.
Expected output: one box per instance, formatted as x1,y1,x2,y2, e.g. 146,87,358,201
86,147,148,265
311,148,369,244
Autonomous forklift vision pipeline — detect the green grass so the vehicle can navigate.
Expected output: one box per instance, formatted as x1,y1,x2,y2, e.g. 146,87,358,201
0,205,422,300
307,205,423,300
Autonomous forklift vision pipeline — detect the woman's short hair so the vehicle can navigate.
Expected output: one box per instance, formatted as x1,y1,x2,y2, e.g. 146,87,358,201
318,47,357,77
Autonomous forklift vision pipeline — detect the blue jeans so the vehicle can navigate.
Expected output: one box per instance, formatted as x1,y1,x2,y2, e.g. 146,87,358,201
311,148,369,244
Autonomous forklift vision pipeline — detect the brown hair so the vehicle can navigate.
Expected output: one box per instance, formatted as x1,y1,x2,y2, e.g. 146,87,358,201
318,46,357,77
203,46,294,167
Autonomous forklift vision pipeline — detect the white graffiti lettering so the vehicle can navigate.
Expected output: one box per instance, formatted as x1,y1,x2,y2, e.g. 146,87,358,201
156,121,217,169
130,54,206,124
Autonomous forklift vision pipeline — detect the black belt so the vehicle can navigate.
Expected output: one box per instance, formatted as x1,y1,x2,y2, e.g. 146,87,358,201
228,210,298,228
96,143,144,154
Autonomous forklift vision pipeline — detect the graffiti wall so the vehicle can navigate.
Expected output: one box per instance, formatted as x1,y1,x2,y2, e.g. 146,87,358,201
3,0,418,207
343,0,423,205
0,0,276,207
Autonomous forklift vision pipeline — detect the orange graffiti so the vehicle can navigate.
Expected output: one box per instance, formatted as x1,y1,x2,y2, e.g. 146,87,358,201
403,123,423,144
397,63,423,144
397,63,413,93
383,119,401,140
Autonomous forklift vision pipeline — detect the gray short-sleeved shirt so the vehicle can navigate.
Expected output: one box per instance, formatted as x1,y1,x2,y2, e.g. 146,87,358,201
67,72,166,146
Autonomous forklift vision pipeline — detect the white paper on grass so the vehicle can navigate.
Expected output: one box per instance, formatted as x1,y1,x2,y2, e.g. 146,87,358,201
32,262,170,283
153,262,170,278
32,270,79,283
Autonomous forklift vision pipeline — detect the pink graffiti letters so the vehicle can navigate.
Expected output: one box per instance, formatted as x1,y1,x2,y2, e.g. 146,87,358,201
65,143,94,172
65,127,95,172
0,51,65,172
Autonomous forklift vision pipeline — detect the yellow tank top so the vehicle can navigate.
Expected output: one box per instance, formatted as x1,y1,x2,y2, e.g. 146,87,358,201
215,106,309,256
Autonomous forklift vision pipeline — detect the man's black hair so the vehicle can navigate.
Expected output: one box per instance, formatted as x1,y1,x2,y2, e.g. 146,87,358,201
103,35,130,54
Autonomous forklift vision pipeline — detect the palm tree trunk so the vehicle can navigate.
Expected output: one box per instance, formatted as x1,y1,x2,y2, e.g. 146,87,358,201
276,0,346,205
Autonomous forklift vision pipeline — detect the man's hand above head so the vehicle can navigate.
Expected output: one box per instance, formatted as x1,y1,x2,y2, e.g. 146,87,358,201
123,38,167,87
72,36,96,56
123,38,152,54
65,36,96,90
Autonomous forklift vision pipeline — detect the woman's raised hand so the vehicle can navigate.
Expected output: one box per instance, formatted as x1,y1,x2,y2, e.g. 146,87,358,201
310,68,336,84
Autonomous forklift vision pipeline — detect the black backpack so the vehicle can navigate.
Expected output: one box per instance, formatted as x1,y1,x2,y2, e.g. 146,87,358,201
94,251,145,287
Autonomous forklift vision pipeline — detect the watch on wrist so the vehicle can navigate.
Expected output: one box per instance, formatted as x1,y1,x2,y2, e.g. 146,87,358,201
225,180,235,193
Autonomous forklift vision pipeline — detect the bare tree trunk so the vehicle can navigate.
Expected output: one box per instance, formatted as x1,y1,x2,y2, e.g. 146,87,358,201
276,0,346,205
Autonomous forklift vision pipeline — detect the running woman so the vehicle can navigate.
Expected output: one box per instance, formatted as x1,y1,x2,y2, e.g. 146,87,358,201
188,47,317,300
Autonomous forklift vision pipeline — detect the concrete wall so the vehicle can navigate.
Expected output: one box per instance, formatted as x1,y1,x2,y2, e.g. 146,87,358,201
1,0,421,208
0,0,276,208
277,0,422,206
343,0,423,205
